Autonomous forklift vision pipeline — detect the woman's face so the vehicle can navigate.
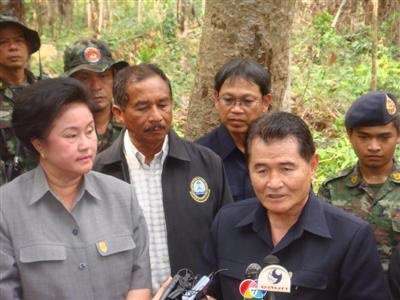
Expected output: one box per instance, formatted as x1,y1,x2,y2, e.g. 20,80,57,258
33,102,97,178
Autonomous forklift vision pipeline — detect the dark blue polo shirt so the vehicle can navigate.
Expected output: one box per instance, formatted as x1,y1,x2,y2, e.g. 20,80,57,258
196,125,255,201
200,193,389,300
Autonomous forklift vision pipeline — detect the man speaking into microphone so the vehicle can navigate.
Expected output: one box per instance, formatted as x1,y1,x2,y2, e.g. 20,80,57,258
200,112,389,299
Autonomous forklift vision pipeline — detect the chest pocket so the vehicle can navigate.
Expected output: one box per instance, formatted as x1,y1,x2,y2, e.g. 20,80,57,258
95,235,135,257
291,270,327,292
219,258,249,280
19,244,66,263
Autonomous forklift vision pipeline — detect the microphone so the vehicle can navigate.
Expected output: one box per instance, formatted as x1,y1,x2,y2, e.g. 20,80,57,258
263,255,280,266
245,263,262,279
239,263,265,299
258,255,291,299
158,268,212,300
181,275,211,300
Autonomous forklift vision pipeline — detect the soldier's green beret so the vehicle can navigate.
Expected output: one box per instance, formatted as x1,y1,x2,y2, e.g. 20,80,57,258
345,91,399,129
0,14,40,54
63,39,128,77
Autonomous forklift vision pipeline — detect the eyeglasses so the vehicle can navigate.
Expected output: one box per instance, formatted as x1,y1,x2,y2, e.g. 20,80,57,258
218,96,260,108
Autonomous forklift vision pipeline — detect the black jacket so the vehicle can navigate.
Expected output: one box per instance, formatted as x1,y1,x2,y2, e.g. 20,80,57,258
93,129,233,274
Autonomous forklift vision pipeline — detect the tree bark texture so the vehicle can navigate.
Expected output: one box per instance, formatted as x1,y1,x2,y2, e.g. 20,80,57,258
185,0,295,140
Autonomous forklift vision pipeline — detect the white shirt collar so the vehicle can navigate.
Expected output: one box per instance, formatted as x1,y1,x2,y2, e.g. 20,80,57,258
123,130,169,168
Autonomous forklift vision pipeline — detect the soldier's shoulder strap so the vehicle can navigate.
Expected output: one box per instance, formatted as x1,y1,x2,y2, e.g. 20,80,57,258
322,165,355,186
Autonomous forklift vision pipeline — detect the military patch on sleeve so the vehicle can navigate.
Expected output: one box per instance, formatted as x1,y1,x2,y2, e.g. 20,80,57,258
189,176,210,203
386,94,397,115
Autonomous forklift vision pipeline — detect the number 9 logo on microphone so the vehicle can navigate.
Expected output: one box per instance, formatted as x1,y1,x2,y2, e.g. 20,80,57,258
239,279,266,299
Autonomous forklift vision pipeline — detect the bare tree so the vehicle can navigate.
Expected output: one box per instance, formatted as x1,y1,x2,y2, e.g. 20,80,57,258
185,0,295,140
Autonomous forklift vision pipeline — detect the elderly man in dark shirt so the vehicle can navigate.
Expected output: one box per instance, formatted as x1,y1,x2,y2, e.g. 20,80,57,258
201,112,388,300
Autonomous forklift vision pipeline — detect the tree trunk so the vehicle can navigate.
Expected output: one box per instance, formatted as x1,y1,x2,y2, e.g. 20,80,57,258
59,0,74,28
137,0,143,24
0,0,25,20
331,0,348,28
370,0,378,91
363,0,374,25
104,0,111,26
86,0,100,36
98,0,104,34
86,0,92,29
378,0,400,47
47,0,59,38
32,0,45,34
177,0,189,36
185,0,295,140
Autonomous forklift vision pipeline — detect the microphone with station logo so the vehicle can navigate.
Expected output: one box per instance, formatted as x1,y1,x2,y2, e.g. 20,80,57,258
257,255,291,300
239,263,266,299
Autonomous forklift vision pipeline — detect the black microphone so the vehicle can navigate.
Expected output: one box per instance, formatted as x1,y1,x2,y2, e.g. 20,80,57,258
245,263,262,280
263,255,280,266
263,255,279,300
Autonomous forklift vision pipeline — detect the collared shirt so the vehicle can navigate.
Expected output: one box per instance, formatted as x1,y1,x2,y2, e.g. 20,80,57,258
124,131,170,292
200,193,388,300
318,160,400,270
94,130,233,279
0,166,151,300
196,124,255,201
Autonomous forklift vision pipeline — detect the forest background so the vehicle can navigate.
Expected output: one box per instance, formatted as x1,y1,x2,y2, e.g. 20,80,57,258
2,0,400,188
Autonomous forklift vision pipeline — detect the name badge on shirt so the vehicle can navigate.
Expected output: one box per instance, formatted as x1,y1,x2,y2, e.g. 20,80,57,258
190,176,210,203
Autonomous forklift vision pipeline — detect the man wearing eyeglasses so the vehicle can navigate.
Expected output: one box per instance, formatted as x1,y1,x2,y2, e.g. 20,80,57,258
196,58,272,201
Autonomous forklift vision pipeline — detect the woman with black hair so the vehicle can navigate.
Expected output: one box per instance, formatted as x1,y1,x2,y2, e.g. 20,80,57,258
0,78,151,300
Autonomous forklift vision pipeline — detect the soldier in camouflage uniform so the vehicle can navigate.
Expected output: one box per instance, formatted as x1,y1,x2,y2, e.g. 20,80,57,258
0,14,41,185
318,91,400,271
63,39,128,153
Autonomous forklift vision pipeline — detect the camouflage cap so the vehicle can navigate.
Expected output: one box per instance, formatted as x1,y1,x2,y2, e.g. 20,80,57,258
63,39,128,77
345,91,399,129
0,14,40,54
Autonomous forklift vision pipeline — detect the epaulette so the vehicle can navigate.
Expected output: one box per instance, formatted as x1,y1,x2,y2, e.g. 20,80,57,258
388,159,400,183
321,165,356,186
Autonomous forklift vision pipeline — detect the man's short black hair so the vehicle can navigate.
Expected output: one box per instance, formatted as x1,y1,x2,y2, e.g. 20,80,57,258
113,64,172,109
214,58,271,96
246,112,316,162
12,78,94,156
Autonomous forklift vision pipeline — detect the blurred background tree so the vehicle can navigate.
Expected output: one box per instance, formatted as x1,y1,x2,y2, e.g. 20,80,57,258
1,0,399,188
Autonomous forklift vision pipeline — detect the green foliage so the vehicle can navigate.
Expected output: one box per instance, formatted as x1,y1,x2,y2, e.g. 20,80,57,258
24,0,202,132
292,11,400,187
21,4,400,184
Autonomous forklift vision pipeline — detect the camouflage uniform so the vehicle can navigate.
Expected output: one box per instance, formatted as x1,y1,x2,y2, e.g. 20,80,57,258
319,163,400,271
0,15,41,184
97,116,123,153
319,91,400,271
63,39,128,153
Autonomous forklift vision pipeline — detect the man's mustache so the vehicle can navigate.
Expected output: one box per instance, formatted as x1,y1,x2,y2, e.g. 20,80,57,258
143,124,166,132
